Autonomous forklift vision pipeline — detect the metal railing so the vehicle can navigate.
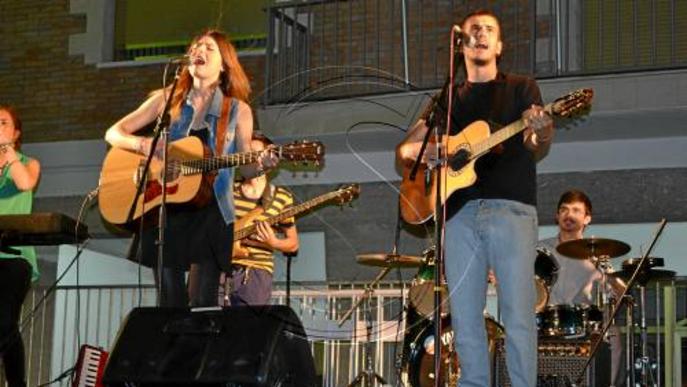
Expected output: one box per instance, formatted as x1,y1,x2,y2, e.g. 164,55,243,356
3,279,687,386
263,0,687,104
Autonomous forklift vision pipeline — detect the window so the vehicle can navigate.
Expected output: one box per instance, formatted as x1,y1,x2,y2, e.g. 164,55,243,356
113,0,268,62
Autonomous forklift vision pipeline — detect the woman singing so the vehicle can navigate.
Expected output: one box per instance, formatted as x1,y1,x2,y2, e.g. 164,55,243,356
105,30,274,307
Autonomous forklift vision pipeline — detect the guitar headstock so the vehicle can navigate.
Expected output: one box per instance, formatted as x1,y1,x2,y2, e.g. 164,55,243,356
551,88,593,118
278,140,325,165
334,184,360,205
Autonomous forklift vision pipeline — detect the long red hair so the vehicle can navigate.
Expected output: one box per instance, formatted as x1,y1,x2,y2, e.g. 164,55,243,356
167,30,251,121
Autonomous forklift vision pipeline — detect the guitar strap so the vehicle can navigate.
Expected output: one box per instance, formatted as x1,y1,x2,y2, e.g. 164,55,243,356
259,183,276,210
215,95,232,155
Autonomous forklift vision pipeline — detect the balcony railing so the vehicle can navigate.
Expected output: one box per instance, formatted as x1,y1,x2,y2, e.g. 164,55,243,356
263,0,687,104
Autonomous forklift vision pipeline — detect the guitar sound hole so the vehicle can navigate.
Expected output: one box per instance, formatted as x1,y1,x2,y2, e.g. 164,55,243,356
449,148,471,171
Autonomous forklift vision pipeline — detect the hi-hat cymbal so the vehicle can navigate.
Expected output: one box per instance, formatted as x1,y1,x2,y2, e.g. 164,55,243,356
556,237,631,259
356,253,423,268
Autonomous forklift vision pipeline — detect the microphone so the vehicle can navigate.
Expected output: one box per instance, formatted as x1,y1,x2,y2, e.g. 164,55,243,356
169,54,191,65
452,25,475,48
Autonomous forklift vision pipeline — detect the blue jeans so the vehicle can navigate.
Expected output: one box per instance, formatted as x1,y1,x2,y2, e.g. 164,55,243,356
444,199,538,387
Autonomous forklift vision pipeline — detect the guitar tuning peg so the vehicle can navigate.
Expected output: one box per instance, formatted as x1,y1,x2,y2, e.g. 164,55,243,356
302,171,309,178
292,171,297,178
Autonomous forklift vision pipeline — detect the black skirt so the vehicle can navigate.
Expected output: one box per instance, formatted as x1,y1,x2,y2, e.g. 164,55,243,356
132,199,233,272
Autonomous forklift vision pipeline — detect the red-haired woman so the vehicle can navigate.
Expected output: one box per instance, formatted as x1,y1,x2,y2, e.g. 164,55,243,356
105,30,275,307
0,105,41,387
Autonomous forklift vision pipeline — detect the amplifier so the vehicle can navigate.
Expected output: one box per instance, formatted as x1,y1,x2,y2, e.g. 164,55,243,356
493,338,610,387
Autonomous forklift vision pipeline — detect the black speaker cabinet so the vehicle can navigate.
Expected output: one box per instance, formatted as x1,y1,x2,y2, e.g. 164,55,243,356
102,305,317,386
494,338,610,387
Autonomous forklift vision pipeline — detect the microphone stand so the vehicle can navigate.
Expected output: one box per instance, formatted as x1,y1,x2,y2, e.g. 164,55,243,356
406,26,462,387
284,251,297,307
408,28,455,387
431,26,461,387
572,219,668,387
124,61,183,307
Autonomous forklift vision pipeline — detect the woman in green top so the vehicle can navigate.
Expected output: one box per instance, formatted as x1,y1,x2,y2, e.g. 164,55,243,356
0,105,41,387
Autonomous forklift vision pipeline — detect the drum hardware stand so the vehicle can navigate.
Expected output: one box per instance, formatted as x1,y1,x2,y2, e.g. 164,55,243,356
635,279,657,387
338,268,391,387
624,295,636,387
591,255,613,312
572,219,667,387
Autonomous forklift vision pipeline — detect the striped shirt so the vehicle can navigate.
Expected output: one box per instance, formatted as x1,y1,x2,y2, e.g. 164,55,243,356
232,182,295,272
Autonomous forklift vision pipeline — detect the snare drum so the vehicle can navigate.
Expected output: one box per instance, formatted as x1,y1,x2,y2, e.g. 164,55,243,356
408,247,449,318
407,315,504,387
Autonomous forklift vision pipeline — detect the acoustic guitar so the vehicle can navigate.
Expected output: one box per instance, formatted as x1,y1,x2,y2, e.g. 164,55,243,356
400,88,593,224
98,136,324,226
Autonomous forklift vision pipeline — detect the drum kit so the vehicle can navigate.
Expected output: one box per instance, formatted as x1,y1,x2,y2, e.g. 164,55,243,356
350,234,675,386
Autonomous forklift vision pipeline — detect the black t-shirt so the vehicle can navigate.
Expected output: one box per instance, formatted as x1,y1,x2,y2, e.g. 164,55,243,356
426,72,543,218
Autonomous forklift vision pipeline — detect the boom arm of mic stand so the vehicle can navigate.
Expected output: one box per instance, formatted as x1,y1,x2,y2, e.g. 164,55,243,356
408,77,451,182
573,218,668,386
337,267,392,327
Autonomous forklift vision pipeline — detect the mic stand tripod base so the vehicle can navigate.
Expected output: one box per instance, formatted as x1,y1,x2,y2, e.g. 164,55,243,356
339,267,391,387
347,370,388,387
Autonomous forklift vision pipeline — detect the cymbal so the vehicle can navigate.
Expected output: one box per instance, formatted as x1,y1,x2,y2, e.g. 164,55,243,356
556,237,630,259
356,253,423,268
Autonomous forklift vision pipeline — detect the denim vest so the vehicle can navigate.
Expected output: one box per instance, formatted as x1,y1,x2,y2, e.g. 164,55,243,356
168,88,238,224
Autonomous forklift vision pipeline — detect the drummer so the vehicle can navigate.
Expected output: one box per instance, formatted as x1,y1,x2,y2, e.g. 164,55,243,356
537,189,625,385
539,190,599,304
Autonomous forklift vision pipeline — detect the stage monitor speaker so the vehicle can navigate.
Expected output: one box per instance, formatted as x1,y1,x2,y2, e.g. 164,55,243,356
102,305,317,386
494,338,610,387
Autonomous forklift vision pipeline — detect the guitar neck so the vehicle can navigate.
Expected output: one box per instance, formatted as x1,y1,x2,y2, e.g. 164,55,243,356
180,148,280,175
470,102,553,157
235,190,342,240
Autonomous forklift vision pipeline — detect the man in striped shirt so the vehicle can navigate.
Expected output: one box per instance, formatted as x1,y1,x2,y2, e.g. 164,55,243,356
222,133,299,305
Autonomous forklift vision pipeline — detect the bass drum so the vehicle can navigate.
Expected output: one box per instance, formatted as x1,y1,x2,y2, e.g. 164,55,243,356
407,315,504,387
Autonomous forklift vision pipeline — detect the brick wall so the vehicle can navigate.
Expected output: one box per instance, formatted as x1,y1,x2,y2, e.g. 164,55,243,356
0,0,266,144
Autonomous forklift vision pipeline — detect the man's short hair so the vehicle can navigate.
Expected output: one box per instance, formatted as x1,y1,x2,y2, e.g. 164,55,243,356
557,189,592,215
458,9,502,39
